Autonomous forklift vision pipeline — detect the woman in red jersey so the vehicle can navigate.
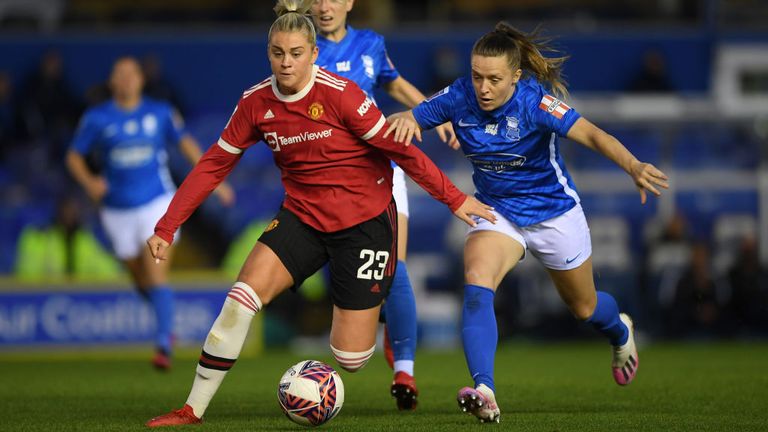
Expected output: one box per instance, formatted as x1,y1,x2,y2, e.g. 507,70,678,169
145,0,494,427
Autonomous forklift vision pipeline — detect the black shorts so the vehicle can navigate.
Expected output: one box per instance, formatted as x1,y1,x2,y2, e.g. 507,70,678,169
258,200,398,310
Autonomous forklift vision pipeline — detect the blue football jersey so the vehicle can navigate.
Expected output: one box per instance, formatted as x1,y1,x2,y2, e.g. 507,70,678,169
316,25,399,101
413,77,582,227
70,98,184,209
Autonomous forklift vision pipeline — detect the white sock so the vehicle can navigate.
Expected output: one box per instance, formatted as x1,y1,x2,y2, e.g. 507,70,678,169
185,282,262,418
393,360,414,376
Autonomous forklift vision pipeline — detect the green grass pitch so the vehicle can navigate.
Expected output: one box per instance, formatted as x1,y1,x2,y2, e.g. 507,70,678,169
2,342,767,431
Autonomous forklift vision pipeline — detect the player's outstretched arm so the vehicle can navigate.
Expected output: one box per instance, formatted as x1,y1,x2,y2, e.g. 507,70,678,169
384,110,421,146
454,196,496,227
566,117,669,204
179,134,236,206
384,77,458,149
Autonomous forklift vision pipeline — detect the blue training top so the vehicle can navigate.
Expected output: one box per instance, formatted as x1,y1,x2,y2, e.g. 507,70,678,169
413,77,582,227
316,25,400,102
70,97,184,209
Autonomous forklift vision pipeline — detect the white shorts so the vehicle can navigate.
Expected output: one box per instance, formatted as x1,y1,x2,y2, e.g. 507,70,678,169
100,193,179,260
468,203,591,270
392,166,409,218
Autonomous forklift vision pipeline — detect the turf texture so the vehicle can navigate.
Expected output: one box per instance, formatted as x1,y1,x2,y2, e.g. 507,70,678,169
1,342,766,431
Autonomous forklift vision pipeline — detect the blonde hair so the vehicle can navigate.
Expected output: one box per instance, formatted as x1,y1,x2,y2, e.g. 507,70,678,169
473,22,569,99
269,0,316,46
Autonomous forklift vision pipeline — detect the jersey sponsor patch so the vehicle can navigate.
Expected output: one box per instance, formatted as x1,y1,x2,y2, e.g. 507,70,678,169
539,95,571,119
466,152,527,173
264,129,334,152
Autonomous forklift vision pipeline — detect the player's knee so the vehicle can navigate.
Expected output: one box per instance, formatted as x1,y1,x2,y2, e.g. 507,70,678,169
569,300,596,321
224,282,263,315
330,344,375,373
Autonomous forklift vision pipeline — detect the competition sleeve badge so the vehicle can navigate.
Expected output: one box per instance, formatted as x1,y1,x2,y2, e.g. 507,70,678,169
308,102,324,120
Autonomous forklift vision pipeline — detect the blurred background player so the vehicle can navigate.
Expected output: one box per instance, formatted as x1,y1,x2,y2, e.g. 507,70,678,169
144,0,493,426
310,0,459,410
66,56,234,370
387,22,669,423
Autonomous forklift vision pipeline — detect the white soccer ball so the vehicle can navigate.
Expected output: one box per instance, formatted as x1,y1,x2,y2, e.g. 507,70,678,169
277,360,345,427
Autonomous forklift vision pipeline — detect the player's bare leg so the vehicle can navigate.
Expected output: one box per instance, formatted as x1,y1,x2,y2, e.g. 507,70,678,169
329,305,379,375
548,258,637,385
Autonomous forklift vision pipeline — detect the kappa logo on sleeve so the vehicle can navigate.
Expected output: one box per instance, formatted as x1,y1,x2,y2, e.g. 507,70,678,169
357,97,374,116
538,95,571,120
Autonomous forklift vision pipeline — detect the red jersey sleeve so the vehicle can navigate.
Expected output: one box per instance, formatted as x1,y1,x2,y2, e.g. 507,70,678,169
220,95,263,151
338,82,467,213
154,95,261,243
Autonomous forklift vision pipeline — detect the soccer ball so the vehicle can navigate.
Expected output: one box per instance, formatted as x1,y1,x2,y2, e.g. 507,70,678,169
277,360,345,426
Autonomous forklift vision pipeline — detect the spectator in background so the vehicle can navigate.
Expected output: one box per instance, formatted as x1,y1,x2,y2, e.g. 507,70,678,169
431,45,463,92
642,211,694,334
727,235,768,335
0,71,16,160
17,50,83,163
667,242,726,338
142,54,186,115
14,195,121,281
66,56,234,371
628,48,673,93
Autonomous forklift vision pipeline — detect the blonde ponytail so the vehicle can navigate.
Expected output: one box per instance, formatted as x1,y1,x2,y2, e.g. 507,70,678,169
473,22,569,99
269,0,316,46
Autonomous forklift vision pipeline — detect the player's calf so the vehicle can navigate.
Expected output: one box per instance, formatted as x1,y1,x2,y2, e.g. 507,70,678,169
330,345,375,372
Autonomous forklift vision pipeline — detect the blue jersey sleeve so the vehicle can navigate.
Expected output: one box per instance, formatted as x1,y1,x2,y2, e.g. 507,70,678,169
163,106,185,145
412,85,455,130
528,90,581,137
376,44,399,86
70,110,102,155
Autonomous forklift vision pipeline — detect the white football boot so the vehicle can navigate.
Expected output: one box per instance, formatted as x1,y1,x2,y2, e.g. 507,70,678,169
457,383,500,423
612,313,639,386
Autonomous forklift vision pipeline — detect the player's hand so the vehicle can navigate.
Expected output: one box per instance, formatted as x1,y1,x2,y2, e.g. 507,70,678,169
384,113,422,146
453,195,496,227
147,234,171,264
629,160,669,204
86,177,108,203
435,122,460,150
214,182,236,207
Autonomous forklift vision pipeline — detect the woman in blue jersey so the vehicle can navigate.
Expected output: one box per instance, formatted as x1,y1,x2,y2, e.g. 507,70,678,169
386,22,669,423
309,0,457,411
66,57,234,370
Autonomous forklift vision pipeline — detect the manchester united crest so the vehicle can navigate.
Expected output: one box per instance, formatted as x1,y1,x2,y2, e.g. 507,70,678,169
308,102,324,120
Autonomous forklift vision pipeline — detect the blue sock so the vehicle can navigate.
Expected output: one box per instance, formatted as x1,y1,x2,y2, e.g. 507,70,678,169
383,260,417,362
586,291,628,346
461,284,497,392
149,285,174,353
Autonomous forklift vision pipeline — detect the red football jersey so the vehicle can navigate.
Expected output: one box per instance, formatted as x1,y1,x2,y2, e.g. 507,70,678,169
155,66,465,242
